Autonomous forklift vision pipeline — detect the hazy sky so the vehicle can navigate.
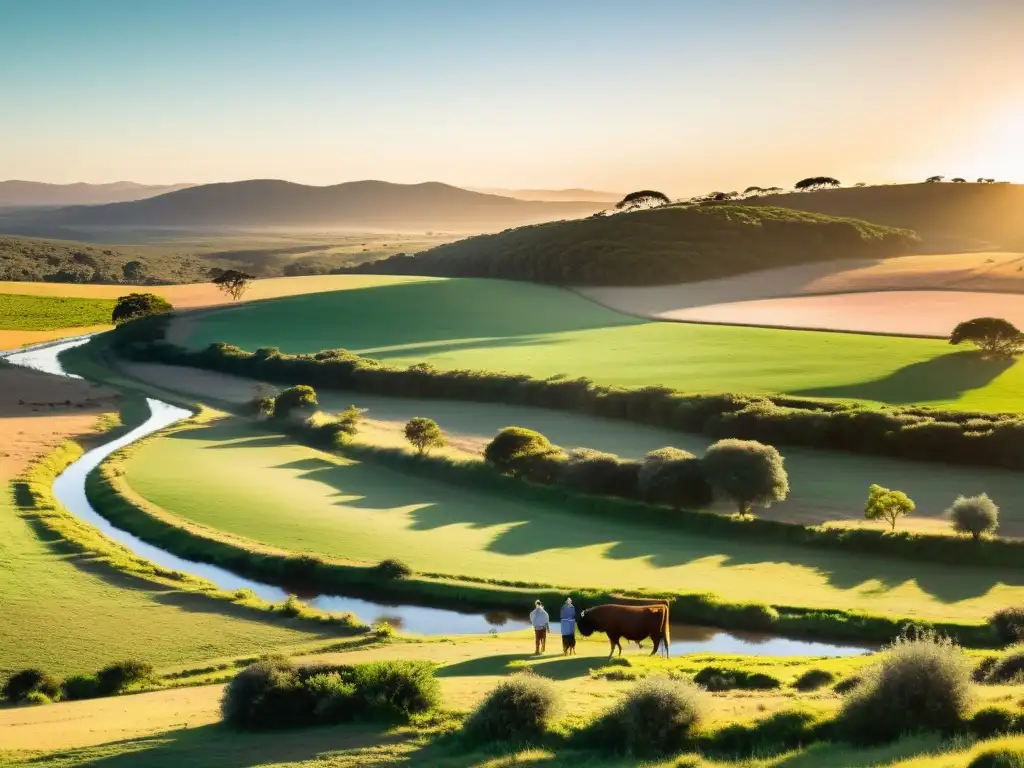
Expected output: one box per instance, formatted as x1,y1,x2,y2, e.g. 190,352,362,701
2,0,1022,195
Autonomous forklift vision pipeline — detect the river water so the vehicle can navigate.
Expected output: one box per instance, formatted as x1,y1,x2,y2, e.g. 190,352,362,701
1,336,869,656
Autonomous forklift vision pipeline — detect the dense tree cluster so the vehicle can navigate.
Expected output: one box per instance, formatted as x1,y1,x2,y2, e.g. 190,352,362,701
794,177,841,191
110,292,172,325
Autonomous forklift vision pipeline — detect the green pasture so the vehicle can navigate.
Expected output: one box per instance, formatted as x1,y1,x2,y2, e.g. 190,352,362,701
0,294,115,331
316,392,1024,537
122,418,1024,622
181,276,1024,412
0,480,338,676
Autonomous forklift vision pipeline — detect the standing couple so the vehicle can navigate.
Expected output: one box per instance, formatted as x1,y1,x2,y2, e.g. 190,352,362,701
530,598,577,655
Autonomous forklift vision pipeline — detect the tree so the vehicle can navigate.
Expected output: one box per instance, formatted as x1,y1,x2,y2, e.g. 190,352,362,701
111,292,172,325
854,182,867,187
949,317,1024,359
615,190,671,211
121,260,146,283
926,175,945,183
644,455,714,510
794,176,840,191
951,178,966,183
484,427,555,475
947,494,999,540
701,439,789,517
743,186,764,196
404,417,446,455
273,385,318,419
213,269,254,301
864,484,914,531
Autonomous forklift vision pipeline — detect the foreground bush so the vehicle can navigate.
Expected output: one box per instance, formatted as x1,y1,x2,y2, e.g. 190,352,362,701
221,656,439,730
462,672,558,744
985,645,1024,684
2,669,60,704
586,676,706,757
991,607,1024,644
838,632,972,744
969,706,1020,738
969,746,1024,768
949,494,1000,540
708,709,821,757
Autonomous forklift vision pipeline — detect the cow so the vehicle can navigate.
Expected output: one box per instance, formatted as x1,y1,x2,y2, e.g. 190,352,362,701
576,603,671,658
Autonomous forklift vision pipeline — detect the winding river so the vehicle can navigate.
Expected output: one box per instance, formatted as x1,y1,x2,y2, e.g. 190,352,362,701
1,336,869,656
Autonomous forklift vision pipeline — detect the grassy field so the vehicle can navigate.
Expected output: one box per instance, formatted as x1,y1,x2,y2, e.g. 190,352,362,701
178,276,1024,412
119,417,1024,622
0,294,115,331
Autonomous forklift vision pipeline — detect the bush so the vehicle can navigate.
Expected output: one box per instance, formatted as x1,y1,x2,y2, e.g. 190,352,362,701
273,385,318,420
374,558,412,580
484,427,557,476
949,494,1000,540
974,656,1001,682
969,747,1024,768
404,417,446,455
462,672,559,744
2,669,60,703
832,675,860,695
221,656,304,730
61,674,101,701
708,709,820,757
701,439,789,516
732,602,779,631
693,666,781,692
24,691,53,706
96,659,154,695
986,645,1024,684
111,292,172,325
970,706,1019,738
837,632,972,744
991,607,1024,644
644,454,714,510
587,677,706,757
349,660,440,718
792,669,836,691
637,447,694,494
561,448,639,498
374,621,396,641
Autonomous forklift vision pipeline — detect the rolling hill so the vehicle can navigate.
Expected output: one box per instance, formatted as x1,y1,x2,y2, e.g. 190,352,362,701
468,187,622,203
755,182,1024,251
4,180,604,234
0,180,193,208
342,204,919,286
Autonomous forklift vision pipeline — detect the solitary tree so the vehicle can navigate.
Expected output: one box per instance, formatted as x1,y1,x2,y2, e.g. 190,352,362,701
615,190,671,211
926,175,945,183
213,269,254,301
854,182,867,187
947,494,999,540
864,484,914,531
701,439,789,517
949,317,1024,359
404,417,446,455
111,292,172,325
743,186,764,196
951,177,967,183
794,176,841,191
273,385,318,419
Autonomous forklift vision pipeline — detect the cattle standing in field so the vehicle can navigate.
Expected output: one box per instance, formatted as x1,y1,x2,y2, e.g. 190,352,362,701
576,603,671,658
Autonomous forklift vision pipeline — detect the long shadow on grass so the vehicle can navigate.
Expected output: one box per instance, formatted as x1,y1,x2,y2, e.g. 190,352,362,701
67,721,408,768
178,437,1024,605
791,350,1015,405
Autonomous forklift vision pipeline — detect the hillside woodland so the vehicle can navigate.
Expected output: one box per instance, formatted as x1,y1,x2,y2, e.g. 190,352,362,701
342,205,918,286
758,182,1024,250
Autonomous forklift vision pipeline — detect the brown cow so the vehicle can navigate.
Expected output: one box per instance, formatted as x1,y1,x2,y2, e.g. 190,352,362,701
576,603,671,658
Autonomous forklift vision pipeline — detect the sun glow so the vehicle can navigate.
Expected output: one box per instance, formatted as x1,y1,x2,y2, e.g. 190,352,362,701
965,104,1024,182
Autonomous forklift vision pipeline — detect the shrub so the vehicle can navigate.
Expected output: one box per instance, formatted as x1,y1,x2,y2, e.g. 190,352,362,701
974,656,1001,682
24,691,53,706
950,317,1024,359
462,672,559,744
708,709,820,757
732,602,779,631
111,292,172,325
970,706,1019,738
792,669,836,691
374,558,412,580
374,621,396,641
949,494,1000,540
864,484,915,531
561,448,639,498
96,659,155,695
837,632,972,744
349,660,440,718
693,666,781,692
273,385,318,420
2,669,60,703
991,607,1024,644
404,417,446,455
969,747,1024,768
644,454,714,510
832,675,860,694
280,594,306,618
587,677,706,757
637,447,694,494
221,656,303,729
986,645,1024,684
484,427,557,476
61,674,101,701
701,439,789,517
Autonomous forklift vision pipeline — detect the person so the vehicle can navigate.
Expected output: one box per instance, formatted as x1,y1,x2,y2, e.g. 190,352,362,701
560,597,577,656
529,600,549,654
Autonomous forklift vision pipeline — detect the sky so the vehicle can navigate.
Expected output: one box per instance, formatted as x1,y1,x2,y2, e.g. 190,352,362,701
1,0,1023,195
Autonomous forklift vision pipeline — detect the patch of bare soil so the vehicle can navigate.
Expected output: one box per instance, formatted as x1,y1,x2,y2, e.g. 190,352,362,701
0,326,110,352
0,364,119,478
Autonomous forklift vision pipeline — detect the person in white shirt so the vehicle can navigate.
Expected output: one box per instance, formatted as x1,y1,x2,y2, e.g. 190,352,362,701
530,600,550,654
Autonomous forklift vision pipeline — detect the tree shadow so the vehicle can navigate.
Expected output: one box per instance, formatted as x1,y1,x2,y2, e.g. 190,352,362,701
791,350,1014,405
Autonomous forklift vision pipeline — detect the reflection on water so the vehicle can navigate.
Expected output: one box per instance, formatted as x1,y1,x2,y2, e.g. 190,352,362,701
3,337,870,656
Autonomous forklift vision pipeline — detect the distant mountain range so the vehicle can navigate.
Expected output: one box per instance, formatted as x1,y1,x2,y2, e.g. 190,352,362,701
467,187,622,203
1,180,605,235
0,180,194,207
